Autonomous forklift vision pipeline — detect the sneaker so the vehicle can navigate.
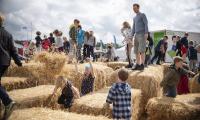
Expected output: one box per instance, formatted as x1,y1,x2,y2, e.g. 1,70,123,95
3,101,16,120
132,64,140,70
138,64,145,71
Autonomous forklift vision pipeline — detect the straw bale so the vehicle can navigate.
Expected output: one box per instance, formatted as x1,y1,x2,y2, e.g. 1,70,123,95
61,64,113,91
70,87,142,120
107,62,128,70
34,52,66,75
8,85,58,109
9,108,112,120
5,61,42,77
146,94,200,120
190,74,200,93
1,77,37,91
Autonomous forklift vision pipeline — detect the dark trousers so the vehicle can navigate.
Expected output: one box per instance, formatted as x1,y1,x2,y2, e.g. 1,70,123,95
176,49,182,57
0,65,12,106
83,44,89,60
88,45,95,61
151,51,162,64
83,44,95,60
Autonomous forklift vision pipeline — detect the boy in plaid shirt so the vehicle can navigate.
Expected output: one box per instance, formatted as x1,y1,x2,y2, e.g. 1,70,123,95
104,68,132,120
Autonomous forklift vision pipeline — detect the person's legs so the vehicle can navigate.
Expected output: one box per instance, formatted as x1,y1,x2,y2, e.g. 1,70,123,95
0,66,12,106
137,33,146,69
90,46,95,61
86,45,90,58
156,51,162,65
77,44,82,61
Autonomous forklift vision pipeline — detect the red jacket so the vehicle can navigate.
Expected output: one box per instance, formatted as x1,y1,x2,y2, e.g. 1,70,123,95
42,38,50,50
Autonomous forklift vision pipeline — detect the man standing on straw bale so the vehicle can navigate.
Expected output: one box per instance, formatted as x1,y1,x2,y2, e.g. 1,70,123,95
132,3,149,70
0,14,22,119
160,56,194,98
104,68,132,120
68,19,80,63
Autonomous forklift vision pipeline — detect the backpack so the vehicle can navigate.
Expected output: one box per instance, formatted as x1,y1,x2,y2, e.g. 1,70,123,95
57,81,74,108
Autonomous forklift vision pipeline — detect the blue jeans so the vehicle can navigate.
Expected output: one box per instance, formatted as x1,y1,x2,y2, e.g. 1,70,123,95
0,65,12,106
166,86,177,98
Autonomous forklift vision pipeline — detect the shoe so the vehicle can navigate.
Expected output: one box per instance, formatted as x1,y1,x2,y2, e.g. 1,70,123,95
125,64,133,68
3,101,16,120
132,64,140,70
138,64,145,70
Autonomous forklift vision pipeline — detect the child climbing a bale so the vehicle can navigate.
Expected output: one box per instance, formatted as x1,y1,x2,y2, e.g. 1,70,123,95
104,68,132,120
51,76,80,108
80,58,95,96
160,56,195,98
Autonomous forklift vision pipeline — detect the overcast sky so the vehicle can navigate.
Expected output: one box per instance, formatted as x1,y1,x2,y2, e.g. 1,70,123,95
0,0,200,43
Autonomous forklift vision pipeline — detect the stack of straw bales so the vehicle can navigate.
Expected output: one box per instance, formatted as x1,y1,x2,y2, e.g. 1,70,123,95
70,87,142,120
1,77,37,91
190,74,200,93
9,108,112,120
109,65,164,116
34,52,66,75
8,85,58,109
146,94,200,120
107,62,128,70
61,64,113,91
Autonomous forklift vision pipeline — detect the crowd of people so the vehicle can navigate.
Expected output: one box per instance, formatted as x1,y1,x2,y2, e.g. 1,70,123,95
0,3,200,120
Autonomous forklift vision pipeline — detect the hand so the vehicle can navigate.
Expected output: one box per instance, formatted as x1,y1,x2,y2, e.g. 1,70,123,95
189,71,195,76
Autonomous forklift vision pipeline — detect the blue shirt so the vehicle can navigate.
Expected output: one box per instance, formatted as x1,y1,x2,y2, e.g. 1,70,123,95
132,12,149,35
77,29,85,45
106,82,132,120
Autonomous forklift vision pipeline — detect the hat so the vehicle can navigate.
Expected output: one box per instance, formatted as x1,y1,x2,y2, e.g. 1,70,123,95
173,56,183,63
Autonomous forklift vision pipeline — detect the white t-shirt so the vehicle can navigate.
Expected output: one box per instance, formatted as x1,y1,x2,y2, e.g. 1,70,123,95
55,37,64,48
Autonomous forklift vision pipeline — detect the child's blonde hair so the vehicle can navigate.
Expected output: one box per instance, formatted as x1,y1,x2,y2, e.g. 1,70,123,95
123,21,131,29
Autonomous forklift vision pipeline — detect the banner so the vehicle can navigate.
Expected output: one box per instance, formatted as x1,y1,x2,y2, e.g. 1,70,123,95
153,31,165,47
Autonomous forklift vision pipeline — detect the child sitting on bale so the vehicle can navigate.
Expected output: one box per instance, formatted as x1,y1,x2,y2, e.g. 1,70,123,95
104,68,132,120
80,58,95,96
51,76,80,108
160,56,195,98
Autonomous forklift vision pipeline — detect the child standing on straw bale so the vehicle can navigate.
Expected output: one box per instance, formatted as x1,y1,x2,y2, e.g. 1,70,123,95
51,76,80,108
80,58,95,96
104,68,132,120
160,56,195,98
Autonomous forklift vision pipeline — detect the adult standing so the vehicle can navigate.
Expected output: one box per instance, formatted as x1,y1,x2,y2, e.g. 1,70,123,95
88,31,96,62
0,15,22,119
68,19,79,63
82,31,90,62
132,3,149,70
121,21,133,68
77,25,85,61
35,31,42,52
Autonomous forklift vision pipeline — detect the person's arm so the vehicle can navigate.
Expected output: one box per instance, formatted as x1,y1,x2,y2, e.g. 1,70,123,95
72,86,80,99
106,86,115,104
9,35,22,66
142,13,149,34
121,28,126,37
132,20,135,37
89,60,94,77
93,37,96,47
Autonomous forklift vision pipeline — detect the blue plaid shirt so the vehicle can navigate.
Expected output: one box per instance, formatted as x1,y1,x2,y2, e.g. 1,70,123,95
106,82,132,120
